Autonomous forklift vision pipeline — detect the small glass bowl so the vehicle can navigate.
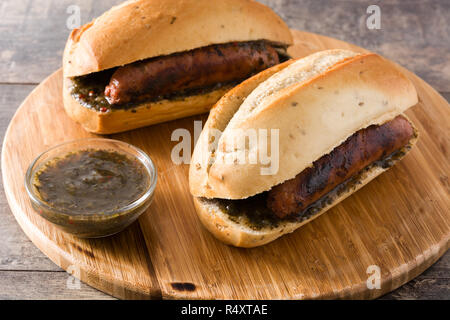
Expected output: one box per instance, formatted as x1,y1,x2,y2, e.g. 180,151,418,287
25,138,157,238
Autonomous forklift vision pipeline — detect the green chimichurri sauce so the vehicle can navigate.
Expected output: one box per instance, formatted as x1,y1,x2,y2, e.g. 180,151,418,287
33,149,149,215
68,42,290,112
69,73,234,112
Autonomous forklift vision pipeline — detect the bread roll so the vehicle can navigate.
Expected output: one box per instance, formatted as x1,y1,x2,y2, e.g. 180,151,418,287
189,49,419,247
190,50,418,199
62,0,293,134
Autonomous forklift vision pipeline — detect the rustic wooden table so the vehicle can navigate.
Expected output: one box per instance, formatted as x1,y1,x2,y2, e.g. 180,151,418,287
0,0,448,300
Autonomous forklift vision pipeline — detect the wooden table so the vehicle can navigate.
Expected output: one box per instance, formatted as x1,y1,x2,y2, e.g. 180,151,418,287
0,0,448,300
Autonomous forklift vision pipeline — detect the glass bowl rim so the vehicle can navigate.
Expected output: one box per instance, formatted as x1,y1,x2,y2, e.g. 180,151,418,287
24,137,157,220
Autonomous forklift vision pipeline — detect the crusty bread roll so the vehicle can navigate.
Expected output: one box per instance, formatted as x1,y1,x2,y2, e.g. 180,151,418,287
62,0,293,134
189,49,419,247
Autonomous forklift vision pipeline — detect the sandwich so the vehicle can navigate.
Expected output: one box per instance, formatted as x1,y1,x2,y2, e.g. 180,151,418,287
189,49,419,247
62,0,293,134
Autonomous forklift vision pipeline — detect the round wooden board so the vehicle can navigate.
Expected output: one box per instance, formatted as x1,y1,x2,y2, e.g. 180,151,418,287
2,30,449,300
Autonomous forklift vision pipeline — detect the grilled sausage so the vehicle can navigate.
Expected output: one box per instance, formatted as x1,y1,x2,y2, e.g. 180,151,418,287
267,115,415,218
105,41,280,105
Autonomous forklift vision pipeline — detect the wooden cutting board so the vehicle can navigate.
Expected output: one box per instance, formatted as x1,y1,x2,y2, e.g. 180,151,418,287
2,30,449,299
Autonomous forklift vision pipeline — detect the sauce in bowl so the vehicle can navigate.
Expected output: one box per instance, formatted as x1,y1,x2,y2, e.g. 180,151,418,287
34,149,149,215
25,139,157,238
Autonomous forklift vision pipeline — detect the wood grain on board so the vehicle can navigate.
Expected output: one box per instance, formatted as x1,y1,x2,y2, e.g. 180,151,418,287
1,30,449,300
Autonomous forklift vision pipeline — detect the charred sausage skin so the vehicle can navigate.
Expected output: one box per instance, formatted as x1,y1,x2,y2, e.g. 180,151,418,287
267,115,415,218
105,41,280,105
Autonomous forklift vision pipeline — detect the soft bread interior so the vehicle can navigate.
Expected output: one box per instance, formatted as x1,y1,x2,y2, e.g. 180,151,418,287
193,130,418,248
189,49,419,200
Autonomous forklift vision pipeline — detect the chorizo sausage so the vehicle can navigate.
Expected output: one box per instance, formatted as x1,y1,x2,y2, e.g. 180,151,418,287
267,115,415,218
105,41,280,105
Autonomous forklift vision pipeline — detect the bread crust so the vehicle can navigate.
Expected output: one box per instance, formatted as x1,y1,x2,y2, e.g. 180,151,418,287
62,78,232,134
63,0,293,77
193,131,418,248
189,50,418,199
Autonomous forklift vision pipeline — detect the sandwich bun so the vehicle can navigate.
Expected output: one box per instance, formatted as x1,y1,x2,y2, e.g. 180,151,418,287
189,49,419,247
62,0,293,134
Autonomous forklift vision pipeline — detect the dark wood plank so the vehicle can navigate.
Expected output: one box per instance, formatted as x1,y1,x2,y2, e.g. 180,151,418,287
0,271,114,300
440,92,450,102
0,0,449,91
259,0,450,92
383,278,450,300
0,201,62,271
0,84,64,271
381,254,450,300
0,0,122,84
